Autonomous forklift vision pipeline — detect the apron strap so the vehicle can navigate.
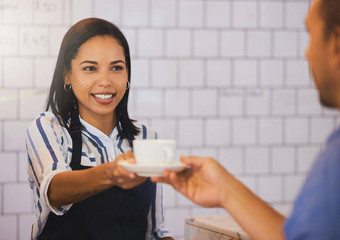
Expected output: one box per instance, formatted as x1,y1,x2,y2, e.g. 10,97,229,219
69,108,83,170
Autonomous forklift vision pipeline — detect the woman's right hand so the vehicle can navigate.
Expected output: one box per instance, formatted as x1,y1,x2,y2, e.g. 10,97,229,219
107,151,147,189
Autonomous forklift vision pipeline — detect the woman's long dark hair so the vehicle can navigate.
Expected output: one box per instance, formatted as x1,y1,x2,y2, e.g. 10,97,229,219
46,17,139,141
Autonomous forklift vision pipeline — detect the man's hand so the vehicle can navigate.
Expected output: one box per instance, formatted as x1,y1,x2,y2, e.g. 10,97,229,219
151,156,230,208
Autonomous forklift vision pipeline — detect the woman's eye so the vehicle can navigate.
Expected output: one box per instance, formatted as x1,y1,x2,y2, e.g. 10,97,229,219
112,66,124,71
83,66,96,71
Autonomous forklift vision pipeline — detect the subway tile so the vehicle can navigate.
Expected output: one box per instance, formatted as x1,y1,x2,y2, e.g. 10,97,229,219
0,90,18,119
286,60,310,86
151,59,177,87
310,118,334,144
165,208,191,236
19,214,35,240
0,215,17,240
206,1,230,28
260,60,284,86
299,31,309,58
50,27,69,56
258,176,282,202
221,31,245,57
0,26,19,55
71,0,93,24
93,0,121,25
232,119,256,145
166,30,191,57
20,27,49,56
247,31,271,57
178,119,203,147
121,28,137,57
130,59,150,87
150,119,177,140
179,1,203,28
272,89,296,115
4,183,32,213
274,31,298,57
135,89,162,117
4,58,33,87
285,2,309,29
151,0,176,27
206,60,231,87
122,0,149,27
219,90,244,116
260,2,283,28
165,90,190,117
245,89,270,115
191,148,217,159
206,118,230,146
219,147,243,175
234,60,257,87
284,174,306,202
297,146,321,172
232,1,257,28
245,147,269,174
0,122,2,150
271,147,295,173
297,89,322,115
192,89,217,116
0,153,17,182
191,207,219,217
19,89,47,119
179,60,204,87
259,118,282,145
138,29,164,57
19,152,29,182
162,183,176,208
34,0,63,25
193,30,218,57
285,118,309,144
4,121,35,151
34,58,56,88
3,0,33,24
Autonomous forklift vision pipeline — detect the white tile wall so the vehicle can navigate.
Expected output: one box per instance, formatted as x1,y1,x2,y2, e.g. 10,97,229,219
122,0,149,27
0,0,334,239
206,1,230,28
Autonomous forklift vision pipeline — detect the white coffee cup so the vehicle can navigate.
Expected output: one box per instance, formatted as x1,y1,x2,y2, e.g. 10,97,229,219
133,139,176,166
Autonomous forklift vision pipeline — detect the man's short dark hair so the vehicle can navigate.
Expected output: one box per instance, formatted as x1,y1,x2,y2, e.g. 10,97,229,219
320,0,340,39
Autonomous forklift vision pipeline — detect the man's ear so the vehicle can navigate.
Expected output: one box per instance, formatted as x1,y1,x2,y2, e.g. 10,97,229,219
331,26,340,69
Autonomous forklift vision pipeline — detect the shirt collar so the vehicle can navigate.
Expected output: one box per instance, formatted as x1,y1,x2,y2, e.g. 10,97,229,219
79,115,119,143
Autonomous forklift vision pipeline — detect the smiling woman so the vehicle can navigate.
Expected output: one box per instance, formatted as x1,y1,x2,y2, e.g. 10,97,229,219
25,18,173,240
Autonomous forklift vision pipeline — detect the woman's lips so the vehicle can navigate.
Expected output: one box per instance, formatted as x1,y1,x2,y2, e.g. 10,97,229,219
91,93,115,105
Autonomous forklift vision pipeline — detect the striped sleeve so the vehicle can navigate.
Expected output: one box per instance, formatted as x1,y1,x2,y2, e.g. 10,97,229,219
25,113,72,216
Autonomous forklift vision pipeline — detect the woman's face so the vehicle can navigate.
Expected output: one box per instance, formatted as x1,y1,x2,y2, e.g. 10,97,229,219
65,35,128,124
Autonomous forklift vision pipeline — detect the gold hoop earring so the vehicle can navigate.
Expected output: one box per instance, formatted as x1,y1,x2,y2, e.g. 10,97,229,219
64,83,72,92
126,81,130,90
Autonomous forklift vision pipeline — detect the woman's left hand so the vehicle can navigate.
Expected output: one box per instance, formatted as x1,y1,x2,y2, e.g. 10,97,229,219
107,151,147,189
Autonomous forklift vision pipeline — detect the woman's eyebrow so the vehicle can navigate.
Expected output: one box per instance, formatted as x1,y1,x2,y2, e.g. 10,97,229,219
79,60,125,65
110,60,125,65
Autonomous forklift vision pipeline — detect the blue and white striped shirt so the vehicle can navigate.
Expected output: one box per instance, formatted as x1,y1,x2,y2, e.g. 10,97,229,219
25,112,171,240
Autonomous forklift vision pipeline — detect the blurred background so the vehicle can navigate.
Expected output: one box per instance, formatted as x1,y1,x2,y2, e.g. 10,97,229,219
0,0,338,239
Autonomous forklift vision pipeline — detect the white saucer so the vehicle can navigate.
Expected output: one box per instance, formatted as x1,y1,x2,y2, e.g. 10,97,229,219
118,161,187,177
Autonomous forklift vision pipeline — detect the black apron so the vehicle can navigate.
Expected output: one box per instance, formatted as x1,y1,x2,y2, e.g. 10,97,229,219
38,110,155,240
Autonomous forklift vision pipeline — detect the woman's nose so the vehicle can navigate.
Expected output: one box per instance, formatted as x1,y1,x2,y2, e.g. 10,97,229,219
98,73,112,87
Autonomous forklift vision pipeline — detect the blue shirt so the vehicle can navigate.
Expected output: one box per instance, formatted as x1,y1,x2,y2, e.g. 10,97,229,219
284,126,340,239
25,112,171,240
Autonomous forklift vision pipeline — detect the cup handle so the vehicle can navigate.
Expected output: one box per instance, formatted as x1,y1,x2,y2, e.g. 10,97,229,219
162,147,173,164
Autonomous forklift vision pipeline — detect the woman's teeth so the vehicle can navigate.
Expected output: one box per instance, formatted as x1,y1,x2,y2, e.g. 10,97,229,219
93,94,113,100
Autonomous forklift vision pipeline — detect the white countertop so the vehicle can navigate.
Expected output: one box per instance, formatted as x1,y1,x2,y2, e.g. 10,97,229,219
185,215,251,240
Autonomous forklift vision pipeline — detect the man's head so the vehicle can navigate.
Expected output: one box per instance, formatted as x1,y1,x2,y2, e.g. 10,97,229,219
305,0,340,109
